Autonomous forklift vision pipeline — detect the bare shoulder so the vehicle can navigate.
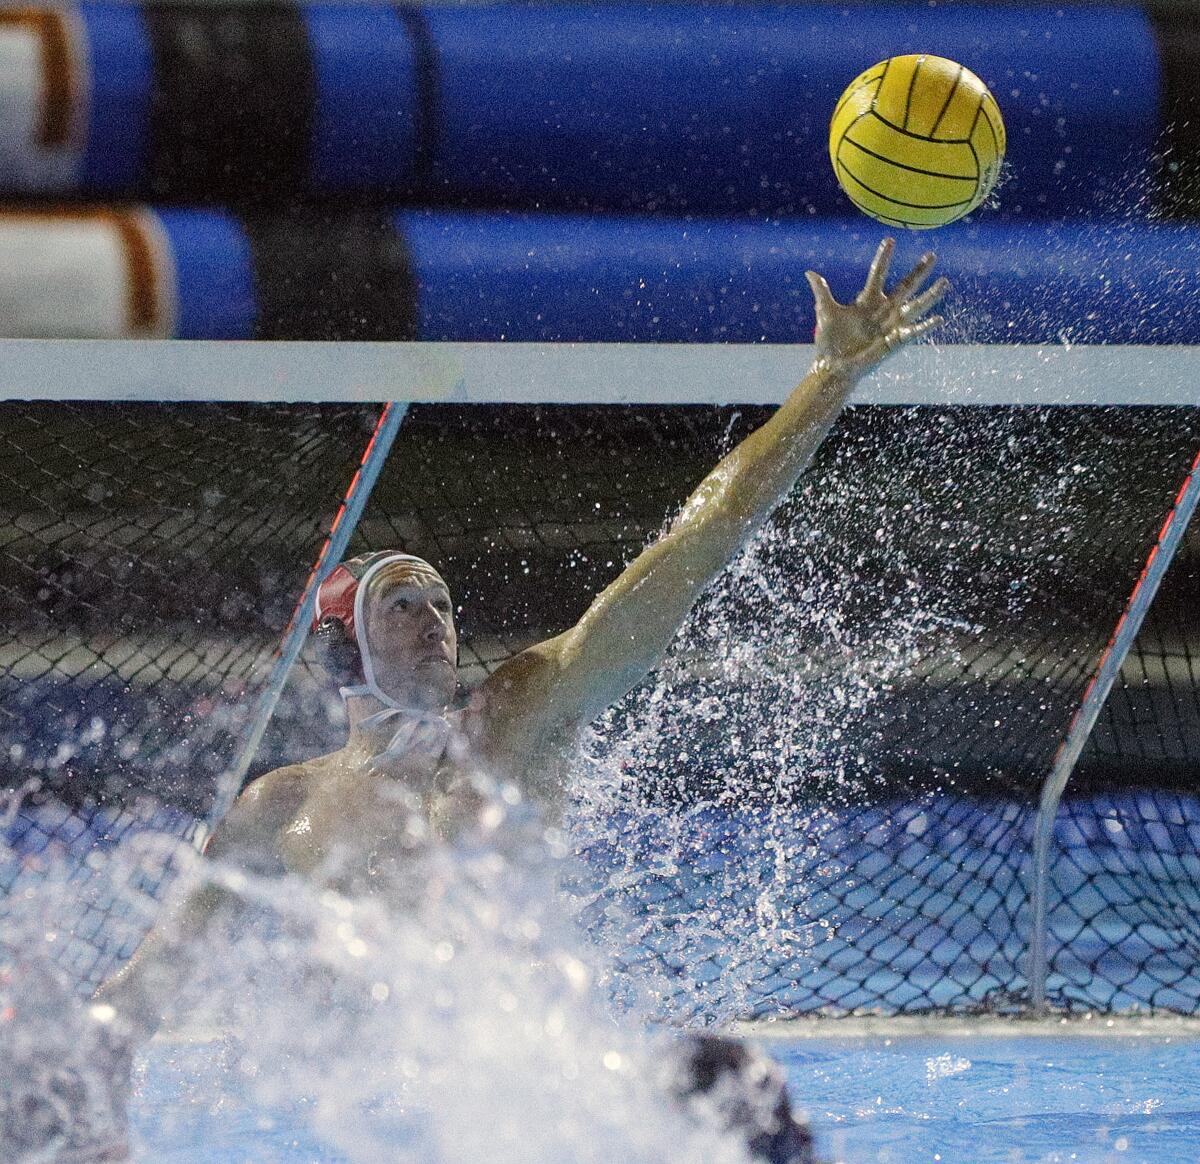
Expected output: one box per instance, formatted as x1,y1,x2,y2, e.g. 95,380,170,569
206,762,314,861
474,640,569,739
233,762,314,825
466,644,584,809
479,641,560,705
239,762,313,811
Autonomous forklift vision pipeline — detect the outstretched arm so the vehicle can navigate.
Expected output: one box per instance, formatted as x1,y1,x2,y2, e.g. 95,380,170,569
91,767,303,1044
485,240,947,736
43,771,306,1161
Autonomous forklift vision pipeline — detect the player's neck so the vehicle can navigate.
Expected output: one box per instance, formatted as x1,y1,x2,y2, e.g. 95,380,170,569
344,692,447,748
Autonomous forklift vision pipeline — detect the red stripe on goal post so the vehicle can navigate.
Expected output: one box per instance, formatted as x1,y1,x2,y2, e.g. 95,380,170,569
1028,439,1200,1012
204,401,409,834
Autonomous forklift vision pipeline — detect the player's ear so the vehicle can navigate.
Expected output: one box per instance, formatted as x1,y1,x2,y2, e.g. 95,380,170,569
313,617,361,685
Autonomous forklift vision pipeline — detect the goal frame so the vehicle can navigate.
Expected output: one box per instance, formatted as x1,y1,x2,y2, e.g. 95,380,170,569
5,339,1200,1017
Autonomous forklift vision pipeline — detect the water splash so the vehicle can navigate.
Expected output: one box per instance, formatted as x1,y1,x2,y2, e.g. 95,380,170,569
1,777,766,1163
558,380,1193,1023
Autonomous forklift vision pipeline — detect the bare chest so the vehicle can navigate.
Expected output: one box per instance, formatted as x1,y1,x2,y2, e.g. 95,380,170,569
276,759,449,897
271,715,572,896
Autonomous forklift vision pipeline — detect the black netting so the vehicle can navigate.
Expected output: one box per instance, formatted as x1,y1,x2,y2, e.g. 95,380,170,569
0,402,378,989
286,402,1199,1019
1046,528,1200,1012
1086,530,1200,787
4,400,1200,1015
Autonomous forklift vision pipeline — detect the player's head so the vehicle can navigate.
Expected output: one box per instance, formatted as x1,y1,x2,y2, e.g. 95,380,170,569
313,551,457,711
675,1035,816,1164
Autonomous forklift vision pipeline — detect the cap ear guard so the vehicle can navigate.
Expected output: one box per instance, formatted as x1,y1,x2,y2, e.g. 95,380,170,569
313,551,454,711
312,615,362,687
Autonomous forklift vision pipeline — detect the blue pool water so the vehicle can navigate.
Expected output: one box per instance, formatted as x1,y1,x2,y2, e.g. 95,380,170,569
20,791,1200,1018
130,1029,1200,1163
773,1032,1200,1164
8,794,1200,1160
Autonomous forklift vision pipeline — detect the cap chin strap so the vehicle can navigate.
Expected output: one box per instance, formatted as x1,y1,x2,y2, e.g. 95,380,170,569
355,704,451,767
338,553,452,765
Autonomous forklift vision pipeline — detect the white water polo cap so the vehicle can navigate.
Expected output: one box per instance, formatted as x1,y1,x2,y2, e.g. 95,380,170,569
312,550,449,709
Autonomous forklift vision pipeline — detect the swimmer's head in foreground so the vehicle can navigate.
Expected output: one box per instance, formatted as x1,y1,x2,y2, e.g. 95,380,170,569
313,550,458,713
675,1035,817,1164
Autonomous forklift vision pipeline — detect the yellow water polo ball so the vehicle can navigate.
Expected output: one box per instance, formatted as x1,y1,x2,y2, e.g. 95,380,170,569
829,54,1006,229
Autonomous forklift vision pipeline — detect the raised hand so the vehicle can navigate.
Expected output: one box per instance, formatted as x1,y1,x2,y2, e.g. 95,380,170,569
806,238,948,377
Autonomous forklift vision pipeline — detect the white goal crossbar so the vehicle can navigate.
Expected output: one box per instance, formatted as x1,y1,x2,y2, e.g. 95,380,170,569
2,341,1199,407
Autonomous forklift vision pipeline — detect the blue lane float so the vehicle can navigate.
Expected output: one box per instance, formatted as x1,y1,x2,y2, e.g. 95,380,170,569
75,2,153,193
420,3,1159,220
396,212,1200,346
153,210,258,341
5,205,1196,340
151,210,1200,341
3,2,1178,217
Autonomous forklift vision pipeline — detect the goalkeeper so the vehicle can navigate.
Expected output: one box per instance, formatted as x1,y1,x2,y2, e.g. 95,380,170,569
87,240,945,1153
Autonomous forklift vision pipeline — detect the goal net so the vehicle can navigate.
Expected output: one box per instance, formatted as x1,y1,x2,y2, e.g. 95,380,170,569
3,344,1199,1020
0,401,382,990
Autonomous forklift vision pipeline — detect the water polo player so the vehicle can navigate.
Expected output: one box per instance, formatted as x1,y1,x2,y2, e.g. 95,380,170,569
85,241,945,1160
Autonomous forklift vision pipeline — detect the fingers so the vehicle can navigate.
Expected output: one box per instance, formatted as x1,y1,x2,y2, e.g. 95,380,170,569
899,314,945,344
861,237,895,301
805,269,833,310
899,276,950,322
875,312,946,359
805,270,835,330
890,251,937,304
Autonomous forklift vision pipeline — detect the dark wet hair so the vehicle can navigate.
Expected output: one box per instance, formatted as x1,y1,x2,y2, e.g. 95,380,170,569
676,1035,816,1164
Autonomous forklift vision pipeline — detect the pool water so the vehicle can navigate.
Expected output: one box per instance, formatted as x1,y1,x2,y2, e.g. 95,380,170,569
773,1030,1200,1164
11,789,1200,1163
129,1028,1200,1163
11,793,1200,1162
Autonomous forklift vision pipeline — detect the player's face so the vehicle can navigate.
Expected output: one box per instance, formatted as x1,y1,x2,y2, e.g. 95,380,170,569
363,562,458,709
